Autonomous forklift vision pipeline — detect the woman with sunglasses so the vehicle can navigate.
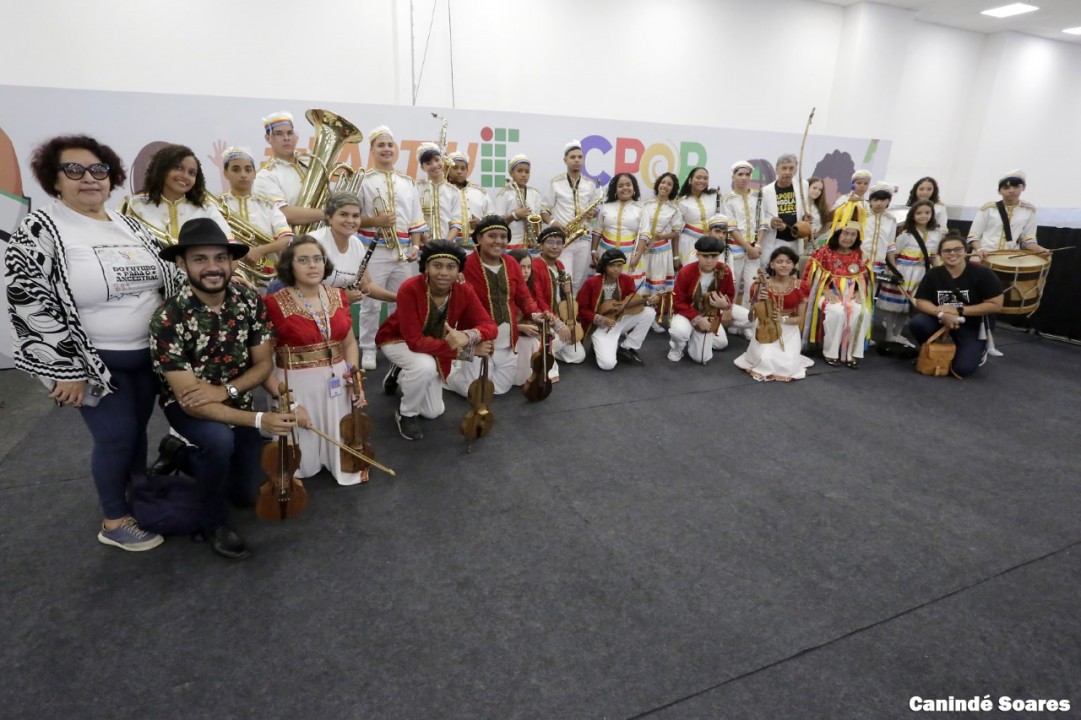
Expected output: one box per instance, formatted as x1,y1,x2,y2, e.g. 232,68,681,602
263,236,369,485
5,135,184,551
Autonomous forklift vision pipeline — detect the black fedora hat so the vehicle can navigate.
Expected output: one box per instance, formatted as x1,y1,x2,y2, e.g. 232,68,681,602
159,218,248,261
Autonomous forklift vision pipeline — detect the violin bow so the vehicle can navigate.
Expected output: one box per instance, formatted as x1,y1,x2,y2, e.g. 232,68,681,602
305,424,396,476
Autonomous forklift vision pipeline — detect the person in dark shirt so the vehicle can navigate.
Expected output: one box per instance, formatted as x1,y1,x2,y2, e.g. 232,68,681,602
912,231,1003,377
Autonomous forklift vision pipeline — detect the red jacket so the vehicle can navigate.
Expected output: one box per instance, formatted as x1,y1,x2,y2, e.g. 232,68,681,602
462,252,541,347
576,273,638,327
529,257,568,313
376,275,497,379
673,262,735,321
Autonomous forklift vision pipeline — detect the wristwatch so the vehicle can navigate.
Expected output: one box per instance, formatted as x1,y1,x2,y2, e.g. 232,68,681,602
225,383,239,400
957,306,965,317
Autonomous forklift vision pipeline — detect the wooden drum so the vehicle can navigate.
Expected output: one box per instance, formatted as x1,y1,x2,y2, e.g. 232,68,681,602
984,250,1051,315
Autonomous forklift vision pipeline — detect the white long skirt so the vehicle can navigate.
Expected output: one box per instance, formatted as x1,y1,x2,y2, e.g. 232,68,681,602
733,322,814,382
276,359,363,486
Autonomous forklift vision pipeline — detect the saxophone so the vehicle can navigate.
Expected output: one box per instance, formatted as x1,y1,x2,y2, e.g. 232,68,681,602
509,178,541,250
562,179,604,246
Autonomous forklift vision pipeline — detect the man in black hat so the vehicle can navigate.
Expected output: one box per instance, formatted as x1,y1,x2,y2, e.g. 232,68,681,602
149,218,296,560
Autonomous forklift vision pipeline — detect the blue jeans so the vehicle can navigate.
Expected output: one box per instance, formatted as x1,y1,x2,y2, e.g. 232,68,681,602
911,314,987,377
79,349,158,520
163,403,265,531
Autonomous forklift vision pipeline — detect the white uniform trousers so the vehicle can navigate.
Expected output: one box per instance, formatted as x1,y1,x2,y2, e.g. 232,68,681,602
728,254,761,308
358,247,419,352
821,302,870,361
668,306,750,364
514,336,542,386
379,342,445,419
445,345,518,397
590,307,655,370
563,239,593,294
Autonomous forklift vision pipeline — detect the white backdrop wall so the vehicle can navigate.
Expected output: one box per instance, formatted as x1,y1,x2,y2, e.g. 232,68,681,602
2,0,1079,219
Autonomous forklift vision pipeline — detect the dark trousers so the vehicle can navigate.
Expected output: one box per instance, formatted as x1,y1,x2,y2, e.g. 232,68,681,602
163,403,265,531
911,314,987,377
79,350,158,519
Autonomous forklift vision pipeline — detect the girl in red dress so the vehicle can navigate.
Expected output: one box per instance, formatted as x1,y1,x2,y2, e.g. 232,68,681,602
264,237,367,485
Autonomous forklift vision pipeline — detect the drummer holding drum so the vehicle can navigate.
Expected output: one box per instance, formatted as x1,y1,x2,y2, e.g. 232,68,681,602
967,170,1052,356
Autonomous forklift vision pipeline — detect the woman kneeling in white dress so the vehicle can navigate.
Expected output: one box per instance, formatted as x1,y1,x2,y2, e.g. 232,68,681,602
734,246,814,382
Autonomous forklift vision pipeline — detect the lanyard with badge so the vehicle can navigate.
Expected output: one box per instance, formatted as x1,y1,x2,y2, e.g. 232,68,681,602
296,286,344,399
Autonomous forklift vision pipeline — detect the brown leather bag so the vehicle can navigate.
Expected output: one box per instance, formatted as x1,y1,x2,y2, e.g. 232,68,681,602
916,326,956,377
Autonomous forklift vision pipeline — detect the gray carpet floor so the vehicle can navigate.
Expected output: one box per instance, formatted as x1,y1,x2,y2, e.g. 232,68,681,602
1,327,1077,720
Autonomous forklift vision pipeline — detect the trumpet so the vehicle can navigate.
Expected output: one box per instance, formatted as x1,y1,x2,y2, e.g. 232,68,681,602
508,177,542,250
373,188,408,262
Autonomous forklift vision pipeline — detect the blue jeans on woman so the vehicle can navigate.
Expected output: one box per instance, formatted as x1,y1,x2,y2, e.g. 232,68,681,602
78,349,158,520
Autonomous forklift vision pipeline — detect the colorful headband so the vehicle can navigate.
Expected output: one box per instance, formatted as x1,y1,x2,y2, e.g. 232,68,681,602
508,154,530,170
223,146,254,166
707,213,731,229
851,169,872,181
447,151,468,165
262,112,294,133
564,140,582,156
731,160,753,174
999,169,1026,184
369,126,394,143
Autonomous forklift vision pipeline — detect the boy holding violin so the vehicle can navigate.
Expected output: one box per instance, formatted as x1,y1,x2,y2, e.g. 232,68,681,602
531,227,587,372
377,241,497,441
445,216,566,397
577,248,658,370
667,217,753,365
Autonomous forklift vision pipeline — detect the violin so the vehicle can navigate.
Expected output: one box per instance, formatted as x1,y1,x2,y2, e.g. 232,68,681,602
555,270,584,349
522,317,554,402
460,356,494,451
256,381,308,521
751,268,783,345
338,369,373,478
597,278,651,323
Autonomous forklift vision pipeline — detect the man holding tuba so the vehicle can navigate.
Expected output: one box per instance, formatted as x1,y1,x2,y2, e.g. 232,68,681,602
356,126,427,371
493,154,544,253
218,147,293,290
252,112,326,229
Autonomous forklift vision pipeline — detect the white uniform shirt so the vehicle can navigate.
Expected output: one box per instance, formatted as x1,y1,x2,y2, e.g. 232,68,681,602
219,192,292,241
968,201,1038,250
637,199,684,254
358,169,426,245
542,173,601,226
492,183,544,248
448,183,493,242
597,201,643,254
723,189,760,256
121,194,230,240
253,156,307,206
417,178,457,240
862,211,898,269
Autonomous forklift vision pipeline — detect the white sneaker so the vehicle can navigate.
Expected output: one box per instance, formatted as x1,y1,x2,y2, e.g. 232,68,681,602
361,349,377,370
651,321,665,334
667,348,683,362
988,347,1004,357
741,327,755,341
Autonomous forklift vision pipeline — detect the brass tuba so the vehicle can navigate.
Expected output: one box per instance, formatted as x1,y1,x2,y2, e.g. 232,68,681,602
292,108,364,236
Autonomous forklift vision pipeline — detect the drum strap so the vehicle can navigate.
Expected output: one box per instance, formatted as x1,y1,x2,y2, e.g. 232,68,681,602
995,201,1014,247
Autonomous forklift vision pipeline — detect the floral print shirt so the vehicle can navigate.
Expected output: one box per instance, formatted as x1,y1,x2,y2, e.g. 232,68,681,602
150,284,269,410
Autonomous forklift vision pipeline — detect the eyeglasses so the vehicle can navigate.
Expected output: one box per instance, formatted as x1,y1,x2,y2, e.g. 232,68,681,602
294,255,326,266
940,247,966,254
543,238,564,246
57,162,110,181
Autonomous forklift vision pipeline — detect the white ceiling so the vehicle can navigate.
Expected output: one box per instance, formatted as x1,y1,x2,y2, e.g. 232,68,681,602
816,0,1081,44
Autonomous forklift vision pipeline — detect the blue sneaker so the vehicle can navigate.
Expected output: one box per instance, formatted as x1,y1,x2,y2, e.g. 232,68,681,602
97,516,164,552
